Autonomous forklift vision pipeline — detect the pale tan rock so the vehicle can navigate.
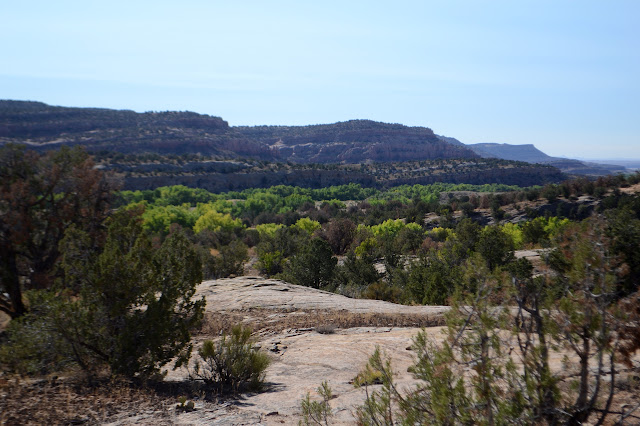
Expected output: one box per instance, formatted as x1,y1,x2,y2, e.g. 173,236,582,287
195,276,449,316
152,277,450,425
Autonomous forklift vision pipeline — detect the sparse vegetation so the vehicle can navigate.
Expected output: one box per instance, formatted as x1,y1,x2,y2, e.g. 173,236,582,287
189,324,271,392
299,381,334,426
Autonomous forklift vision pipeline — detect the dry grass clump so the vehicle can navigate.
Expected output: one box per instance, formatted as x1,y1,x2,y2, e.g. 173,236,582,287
315,324,336,334
0,377,174,425
197,308,445,337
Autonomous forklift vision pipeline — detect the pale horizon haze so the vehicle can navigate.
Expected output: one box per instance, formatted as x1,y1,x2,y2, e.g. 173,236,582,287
1,0,638,159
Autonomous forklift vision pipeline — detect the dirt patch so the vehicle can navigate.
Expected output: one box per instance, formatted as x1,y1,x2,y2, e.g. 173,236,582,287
621,182,640,194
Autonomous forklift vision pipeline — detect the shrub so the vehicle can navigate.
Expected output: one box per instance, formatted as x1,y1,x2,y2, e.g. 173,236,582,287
257,250,284,276
299,381,334,426
324,218,356,255
282,238,337,289
0,208,205,379
476,225,515,270
190,325,270,391
354,224,637,425
194,209,244,235
292,217,322,235
212,240,248,278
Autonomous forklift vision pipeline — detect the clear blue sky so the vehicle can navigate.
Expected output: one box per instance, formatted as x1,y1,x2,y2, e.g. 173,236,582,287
2,1,638,159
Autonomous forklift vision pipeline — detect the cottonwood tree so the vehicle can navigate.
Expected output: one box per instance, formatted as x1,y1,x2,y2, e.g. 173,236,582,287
0,145,117,318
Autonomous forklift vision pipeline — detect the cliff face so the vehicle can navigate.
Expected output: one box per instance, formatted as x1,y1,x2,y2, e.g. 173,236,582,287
122,169,378,193
1,102,478,164
0,100,274,159
238,120,478,163
0,100,568,190
117,160,564,193
0,100,230,138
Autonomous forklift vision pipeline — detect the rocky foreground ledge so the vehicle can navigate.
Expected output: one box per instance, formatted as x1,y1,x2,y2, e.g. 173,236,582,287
106,277,449,425
195,276,449,316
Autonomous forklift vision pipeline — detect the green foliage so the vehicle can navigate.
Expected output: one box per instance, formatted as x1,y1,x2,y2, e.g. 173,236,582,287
117,183,527,234
176,396,196,412
201,240,248,279
1,208,205,379
353,347,396,425
0,145,115,318
395,224,424,254
405,252,462,305
193,209,244,234
257,250,284,276
292,217,322,235
353,218,635,425
255,223,284,238
369,219,405,240
460,201,475,216
149,185,218,206
355,260,525,425
476,226,515,270
521,216,548,245
452,218,481,255
541,183,561,202
141,203,198,235
605,208,640,294
543,216,570,238
299,381,334,426
500,222,523,249
283,238,337,289
0,290,78,375
190,325,270,391
426,227,451,242
354,236,378,259
335,251,380,293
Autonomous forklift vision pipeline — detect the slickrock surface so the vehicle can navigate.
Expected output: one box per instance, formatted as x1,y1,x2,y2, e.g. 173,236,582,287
195,276,449,316
114,277,449,425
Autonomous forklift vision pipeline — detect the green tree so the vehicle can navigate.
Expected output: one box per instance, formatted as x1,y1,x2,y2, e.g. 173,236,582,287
476,225,515,271
190,325,270,391
406,251,462,305
142,204,198,235
605,208,640,295
1,207,206,379
292,217,321,235
521,216,548,245
0,145,116,318
194,209,244,235
335,250,380,292
283,238,337,289
207,240,249,279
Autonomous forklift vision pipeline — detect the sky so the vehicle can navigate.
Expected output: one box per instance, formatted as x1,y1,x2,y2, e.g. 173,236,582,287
1,1,639,159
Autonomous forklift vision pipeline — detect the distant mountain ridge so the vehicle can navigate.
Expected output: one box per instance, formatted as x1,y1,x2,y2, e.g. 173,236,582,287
235,120,477,163
464,142,625,175
1,100,623,176
0,100,569,190
0,100,477,163
466,143,554,163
